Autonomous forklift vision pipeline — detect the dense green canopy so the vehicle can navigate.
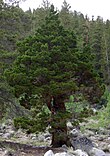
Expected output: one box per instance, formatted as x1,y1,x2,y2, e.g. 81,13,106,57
5,6,79,103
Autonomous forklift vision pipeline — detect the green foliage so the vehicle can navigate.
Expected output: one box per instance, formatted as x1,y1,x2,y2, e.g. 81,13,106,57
83,89,110,130
14,105,50,133
66,95,94,126
0,0,33,120
5,5,79,107
97,93,110,127
14,93,50,133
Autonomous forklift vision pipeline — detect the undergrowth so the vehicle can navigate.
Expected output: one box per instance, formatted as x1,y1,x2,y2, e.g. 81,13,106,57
83,90,110,130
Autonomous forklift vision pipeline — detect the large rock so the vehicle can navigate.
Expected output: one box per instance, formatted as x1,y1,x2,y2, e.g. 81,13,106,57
70,136,94,153
44,150,74,156
84,129,94,137
72,149,88,156
88,147,106,156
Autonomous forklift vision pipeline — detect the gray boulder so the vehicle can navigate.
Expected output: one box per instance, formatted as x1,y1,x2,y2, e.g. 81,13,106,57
88,147,106,156
44,150,74,156
70,136,94,153
69,129,80,137
72,149,88,156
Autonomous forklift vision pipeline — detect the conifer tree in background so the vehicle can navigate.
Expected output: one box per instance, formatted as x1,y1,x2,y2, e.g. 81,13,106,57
0,0,32,118
32,1,50,34
90,17,104,76
5,5,104,147
102,20,110,84
59,0,73,30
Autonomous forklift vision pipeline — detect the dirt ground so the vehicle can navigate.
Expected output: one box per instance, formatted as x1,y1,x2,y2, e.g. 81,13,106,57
0,140,65,156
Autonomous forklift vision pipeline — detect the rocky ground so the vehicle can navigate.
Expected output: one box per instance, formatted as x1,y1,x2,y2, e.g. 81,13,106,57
0,119,110,156
80,119,110,152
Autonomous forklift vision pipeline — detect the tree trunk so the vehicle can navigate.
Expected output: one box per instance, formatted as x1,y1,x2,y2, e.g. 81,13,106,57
51,114,68,147
47,95,70,147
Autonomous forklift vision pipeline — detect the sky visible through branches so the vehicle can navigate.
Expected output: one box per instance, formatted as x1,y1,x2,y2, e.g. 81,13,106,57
19,0,110,21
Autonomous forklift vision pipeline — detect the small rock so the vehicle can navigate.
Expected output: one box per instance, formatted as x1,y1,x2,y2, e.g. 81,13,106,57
0,132,3,136
3,150,14,156
107,124,110,130
44,132,51,138
31,136,37,140
29,133,37,140
55,152,71,156
100,142,110,152
38,135,45,142
98,136,104,141
98,128,108,135
67,122,74,130
44,137,51,142
44,150,54,156
1,123,6,130
84,130,94,137
2,133,12,139
107,145,110,152
106,153,110,156
62,144,68,152
108,137,110,140
69,129,80,137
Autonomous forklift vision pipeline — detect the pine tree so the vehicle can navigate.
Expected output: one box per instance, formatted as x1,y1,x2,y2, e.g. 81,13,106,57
59,0,74,30
89,16,104,77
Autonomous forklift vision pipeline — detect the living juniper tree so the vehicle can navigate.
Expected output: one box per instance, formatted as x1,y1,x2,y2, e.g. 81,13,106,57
5,5,104,147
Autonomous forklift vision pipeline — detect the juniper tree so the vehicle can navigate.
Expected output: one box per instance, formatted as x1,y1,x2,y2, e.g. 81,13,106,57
5,5,104,147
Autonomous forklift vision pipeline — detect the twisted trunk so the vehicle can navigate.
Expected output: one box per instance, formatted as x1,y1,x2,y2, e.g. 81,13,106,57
47,95,69,147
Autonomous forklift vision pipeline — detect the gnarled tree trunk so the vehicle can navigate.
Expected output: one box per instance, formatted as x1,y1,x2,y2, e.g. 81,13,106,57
47,95,70,147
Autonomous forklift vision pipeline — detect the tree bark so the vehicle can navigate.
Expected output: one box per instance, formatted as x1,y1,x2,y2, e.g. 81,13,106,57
51,114,68,147
47,95,69,147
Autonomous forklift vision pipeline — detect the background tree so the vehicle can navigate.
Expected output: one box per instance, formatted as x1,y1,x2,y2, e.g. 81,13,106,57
89,17,104,76
59,0,73,30
102,20,110,85
4,0,26,6
0,0,32,119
